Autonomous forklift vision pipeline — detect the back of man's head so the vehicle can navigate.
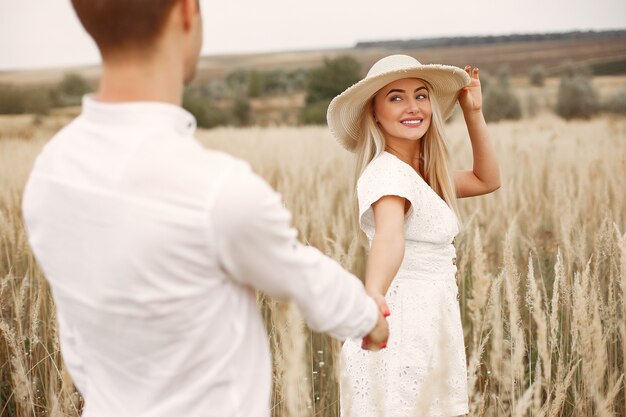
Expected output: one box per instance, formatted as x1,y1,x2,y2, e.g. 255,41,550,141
71,0,179,56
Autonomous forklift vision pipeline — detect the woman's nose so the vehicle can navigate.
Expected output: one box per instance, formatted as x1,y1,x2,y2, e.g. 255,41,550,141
406,99,420,114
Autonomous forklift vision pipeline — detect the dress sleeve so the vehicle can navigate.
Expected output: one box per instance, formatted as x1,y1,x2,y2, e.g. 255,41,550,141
357,155,418,240
212,162,378,341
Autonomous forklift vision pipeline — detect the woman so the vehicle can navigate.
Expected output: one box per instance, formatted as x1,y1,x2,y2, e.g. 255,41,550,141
327,55,500,417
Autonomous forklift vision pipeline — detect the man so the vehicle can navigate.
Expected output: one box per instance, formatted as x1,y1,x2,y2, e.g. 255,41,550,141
21,0,388,416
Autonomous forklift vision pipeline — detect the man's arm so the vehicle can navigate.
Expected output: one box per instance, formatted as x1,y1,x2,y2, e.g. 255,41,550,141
213,165,387,344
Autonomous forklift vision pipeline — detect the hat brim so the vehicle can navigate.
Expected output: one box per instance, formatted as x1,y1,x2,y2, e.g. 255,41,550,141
327,64,471,152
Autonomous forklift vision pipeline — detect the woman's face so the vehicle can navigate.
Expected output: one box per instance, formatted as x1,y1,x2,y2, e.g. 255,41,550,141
373,78,432,143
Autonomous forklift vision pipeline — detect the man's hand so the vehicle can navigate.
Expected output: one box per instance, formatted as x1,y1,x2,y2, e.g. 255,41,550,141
361,293,390,351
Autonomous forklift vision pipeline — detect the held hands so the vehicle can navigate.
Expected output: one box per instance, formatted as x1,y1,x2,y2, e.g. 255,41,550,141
458,66,483,114
361,293,390,351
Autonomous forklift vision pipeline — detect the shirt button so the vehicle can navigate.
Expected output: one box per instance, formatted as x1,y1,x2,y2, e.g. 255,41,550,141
452,257,457,266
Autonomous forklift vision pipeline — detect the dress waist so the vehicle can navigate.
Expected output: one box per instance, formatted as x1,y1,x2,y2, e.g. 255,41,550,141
395,240,457,281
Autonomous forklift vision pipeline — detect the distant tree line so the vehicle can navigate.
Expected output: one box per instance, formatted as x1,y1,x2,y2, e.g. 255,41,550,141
355,30,626,50
482,59,626,121
181,67,308,128
2,54,625,127
0,73,92,115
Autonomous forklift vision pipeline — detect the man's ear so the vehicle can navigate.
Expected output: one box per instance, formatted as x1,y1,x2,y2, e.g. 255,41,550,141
180,0,200,30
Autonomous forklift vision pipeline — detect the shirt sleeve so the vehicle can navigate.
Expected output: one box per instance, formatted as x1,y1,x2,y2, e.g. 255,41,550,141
212,163,378,340
56,308,87,396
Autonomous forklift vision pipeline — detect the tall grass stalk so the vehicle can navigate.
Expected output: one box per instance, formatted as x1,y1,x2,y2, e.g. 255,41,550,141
0,113,625,416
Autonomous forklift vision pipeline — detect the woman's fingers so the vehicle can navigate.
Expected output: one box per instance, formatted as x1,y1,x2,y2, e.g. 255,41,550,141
361,336,371,350
380,300,390,317
465,65,479,80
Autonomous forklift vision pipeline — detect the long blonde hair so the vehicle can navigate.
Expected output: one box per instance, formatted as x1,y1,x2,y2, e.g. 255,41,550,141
353,80,459,221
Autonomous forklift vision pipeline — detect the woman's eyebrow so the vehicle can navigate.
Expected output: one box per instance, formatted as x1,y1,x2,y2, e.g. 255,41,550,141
385,86,428,97
385,88,405,96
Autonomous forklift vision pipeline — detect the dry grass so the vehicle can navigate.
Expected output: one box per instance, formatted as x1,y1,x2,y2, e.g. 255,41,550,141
1,111,625,416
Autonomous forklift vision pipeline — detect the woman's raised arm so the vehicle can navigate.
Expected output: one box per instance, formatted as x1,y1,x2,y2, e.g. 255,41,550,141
453,66,501,198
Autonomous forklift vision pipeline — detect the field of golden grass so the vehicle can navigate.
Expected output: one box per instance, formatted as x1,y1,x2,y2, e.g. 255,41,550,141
1,111,626,416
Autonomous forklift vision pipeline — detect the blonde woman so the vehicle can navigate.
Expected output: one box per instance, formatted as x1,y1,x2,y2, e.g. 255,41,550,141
327,55,501,416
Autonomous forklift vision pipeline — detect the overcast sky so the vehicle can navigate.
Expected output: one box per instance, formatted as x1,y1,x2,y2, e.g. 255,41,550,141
1,0,625,71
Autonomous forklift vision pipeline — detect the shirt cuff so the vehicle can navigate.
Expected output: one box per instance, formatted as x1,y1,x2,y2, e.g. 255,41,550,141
354,295,379,339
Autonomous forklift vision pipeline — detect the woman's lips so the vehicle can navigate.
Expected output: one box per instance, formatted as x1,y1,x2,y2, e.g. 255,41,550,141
400,118,423,127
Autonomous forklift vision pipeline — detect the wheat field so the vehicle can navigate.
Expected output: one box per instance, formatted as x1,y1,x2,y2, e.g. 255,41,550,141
1,111,625,416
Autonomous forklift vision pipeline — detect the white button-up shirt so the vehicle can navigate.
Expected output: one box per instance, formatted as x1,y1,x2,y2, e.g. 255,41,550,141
22,97,378,417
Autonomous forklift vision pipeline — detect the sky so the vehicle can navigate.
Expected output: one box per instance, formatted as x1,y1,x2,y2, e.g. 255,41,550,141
1,0,625,71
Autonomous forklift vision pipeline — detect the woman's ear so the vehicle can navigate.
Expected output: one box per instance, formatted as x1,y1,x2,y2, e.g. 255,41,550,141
371,97,378,123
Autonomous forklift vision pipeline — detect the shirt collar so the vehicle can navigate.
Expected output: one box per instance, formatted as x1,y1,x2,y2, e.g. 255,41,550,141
81,95,197,137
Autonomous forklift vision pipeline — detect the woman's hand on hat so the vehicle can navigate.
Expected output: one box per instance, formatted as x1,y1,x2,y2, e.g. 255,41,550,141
458,66,482,115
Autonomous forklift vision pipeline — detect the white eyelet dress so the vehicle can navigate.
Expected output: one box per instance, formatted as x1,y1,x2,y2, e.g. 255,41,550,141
340,152,469,417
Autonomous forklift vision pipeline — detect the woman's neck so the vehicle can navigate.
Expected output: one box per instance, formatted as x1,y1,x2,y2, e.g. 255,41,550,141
384,139,422,172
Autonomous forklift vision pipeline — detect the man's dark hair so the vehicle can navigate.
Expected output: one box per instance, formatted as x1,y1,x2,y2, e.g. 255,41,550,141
71,0,180,54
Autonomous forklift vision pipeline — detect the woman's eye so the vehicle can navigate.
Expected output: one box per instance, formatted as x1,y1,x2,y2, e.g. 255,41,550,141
390,96,401,102
416,94,428,100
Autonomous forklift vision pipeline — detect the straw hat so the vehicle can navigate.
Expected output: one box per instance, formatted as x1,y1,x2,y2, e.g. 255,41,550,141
327,54,471,152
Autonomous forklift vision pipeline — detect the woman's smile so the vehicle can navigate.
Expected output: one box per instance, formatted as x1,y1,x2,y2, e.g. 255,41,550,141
400,117,424,127
374,78,433,143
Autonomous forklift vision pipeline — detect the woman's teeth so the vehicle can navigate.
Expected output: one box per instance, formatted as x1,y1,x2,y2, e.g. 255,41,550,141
401,120,422,126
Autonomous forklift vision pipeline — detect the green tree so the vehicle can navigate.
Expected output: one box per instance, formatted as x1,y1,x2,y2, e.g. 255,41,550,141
23,88,53,115
232,97,251,126
528,65,546,87
559,60,592,78
182,89,228,129
57,73,92,97
0,85,53,115
53,73,92,106
301,99,331,125
225,69,249,96
302,55,361,124
247,71,262,98
482,67,522,122
304,55,361,105
555,61,598,119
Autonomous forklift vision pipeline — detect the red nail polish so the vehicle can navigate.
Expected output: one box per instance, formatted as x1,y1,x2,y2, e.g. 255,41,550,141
384,310,390,317
361,336,370,349
380,343,387,349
